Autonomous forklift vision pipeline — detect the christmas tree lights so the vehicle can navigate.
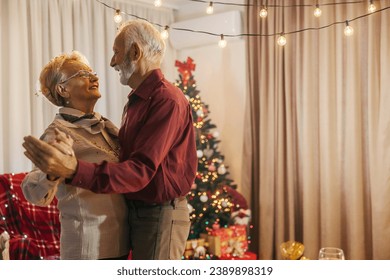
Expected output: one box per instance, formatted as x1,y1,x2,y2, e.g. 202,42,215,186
174,57,243,239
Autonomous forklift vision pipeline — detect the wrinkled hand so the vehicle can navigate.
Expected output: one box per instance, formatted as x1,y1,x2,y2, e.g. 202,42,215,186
48,128,75,156
23,131,78,179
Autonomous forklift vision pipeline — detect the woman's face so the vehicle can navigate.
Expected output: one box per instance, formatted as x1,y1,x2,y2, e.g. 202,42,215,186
59,60,101,108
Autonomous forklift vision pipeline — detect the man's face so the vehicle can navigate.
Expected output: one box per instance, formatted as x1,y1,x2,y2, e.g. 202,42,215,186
110,34,136,86
116,53,136,86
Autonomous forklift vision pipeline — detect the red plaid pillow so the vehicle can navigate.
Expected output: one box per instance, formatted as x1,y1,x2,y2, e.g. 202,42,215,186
0,173,60,259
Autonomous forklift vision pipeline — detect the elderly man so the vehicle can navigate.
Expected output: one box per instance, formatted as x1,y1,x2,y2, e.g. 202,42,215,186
23,19,197,260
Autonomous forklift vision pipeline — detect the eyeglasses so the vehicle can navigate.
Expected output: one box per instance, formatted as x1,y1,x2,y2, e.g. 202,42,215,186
59,70,98,84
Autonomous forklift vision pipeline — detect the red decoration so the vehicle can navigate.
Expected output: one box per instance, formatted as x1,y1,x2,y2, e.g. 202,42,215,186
210,225,248,257
212,223,220,230
0,173,60,259
175,57,196,86
224,186,249,210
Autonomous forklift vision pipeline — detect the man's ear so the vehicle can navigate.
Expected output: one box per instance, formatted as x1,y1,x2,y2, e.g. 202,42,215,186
130,42,141,61
55,84,69,98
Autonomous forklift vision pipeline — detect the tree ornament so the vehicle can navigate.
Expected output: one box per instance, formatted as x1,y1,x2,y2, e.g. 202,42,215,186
203,148,214,159
196,109,204,117
174,57,196,86
212,223,220,230
200,194,208,203
217,165,227,175
208,164,216,172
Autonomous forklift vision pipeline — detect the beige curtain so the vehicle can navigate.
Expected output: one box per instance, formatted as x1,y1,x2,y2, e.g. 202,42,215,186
246,0,390,260
0,0,174,173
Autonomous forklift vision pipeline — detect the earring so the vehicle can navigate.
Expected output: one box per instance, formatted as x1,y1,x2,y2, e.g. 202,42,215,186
65,100,70,105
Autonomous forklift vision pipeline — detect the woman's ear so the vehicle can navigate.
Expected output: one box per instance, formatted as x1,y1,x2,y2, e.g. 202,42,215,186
55,84,70,98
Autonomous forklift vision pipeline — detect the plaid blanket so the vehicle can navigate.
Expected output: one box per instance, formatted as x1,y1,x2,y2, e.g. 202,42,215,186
0,173,60,260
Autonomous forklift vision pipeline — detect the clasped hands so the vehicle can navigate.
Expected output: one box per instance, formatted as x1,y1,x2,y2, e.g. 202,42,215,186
23,128,78,179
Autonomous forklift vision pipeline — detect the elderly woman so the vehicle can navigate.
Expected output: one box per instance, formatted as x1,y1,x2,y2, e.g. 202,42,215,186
21,51,129,260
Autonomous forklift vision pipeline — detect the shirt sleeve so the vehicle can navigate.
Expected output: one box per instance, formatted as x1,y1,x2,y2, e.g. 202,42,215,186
21,168,60,206
70,98,184,194
21,126,62,206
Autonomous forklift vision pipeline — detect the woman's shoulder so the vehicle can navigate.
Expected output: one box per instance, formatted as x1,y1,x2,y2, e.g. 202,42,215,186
40,119,79,142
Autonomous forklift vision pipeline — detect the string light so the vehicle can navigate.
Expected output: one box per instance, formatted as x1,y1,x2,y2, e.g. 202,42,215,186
314,4,322,17
161,26,169,39
218,34,227,48
368,0,376,13
95,0,390,47
206,2,214,14
344,20,354,36
259,6,268,18
113,9,122,23
277,33,287,46
154,0,162,7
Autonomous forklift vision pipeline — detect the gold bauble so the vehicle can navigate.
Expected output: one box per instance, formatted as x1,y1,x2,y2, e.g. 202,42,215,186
280,241,305,260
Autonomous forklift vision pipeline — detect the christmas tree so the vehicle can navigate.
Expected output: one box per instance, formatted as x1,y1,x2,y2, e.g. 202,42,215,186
174,57,248,239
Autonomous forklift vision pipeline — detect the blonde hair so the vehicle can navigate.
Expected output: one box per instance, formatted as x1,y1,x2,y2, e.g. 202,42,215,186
39,51,90,106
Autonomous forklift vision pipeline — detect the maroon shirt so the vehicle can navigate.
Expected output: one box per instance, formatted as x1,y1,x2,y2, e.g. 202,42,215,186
70,69,197,203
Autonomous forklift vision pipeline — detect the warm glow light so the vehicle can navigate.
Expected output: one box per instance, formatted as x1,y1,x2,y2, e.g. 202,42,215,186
259,7,268,18
113,10,122,23
206,2,214,14
218,34,227,48
277,33,287,46
314,5,322,17
344,21,354,36
154,0,162,7
368,1,376,13
161,26,169,40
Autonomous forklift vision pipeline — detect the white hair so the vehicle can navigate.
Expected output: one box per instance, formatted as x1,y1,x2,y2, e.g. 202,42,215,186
118,19,166,65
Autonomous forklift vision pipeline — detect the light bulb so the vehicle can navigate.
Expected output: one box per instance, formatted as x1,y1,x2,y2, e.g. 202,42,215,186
259,7,268,18
368,1,376,13
344,21,354,36
161,26,169,40
206,2,214,14
314,5,322,17
113,10,122,24
218,34,227,48
154,0,162,7
277,33,287,46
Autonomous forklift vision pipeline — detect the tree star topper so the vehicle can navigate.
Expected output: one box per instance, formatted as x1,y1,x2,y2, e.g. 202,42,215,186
175,57,196,86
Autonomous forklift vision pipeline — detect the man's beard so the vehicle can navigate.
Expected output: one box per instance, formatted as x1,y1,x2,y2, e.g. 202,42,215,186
117,56,136,86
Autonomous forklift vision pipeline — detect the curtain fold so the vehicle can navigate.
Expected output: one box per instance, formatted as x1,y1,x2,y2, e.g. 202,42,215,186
246,0,390,260
0,0,174,173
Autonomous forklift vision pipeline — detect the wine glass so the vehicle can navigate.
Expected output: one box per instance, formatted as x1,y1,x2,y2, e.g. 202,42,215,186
318,247,345,260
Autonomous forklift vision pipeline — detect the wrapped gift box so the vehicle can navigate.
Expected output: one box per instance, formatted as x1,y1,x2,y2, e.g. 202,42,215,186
184,238,206,258
202,225,248,257
218,251,257,260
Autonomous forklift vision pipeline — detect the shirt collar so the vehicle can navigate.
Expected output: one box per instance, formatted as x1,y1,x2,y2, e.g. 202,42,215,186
128,69,164,100
59,107,91,117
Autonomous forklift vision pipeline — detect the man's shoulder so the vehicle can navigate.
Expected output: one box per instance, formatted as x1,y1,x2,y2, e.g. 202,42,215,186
155,79,187,104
